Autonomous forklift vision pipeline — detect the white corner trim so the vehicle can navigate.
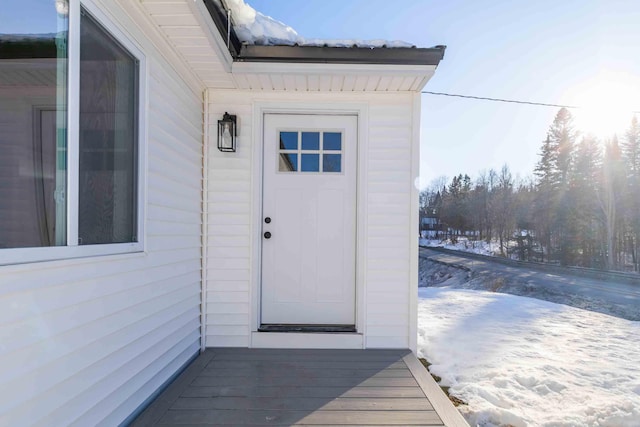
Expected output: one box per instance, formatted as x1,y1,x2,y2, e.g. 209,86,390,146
408,92,421,354
201,88,209,352
355,103,369,348
232,61,437,77
403,354,470,427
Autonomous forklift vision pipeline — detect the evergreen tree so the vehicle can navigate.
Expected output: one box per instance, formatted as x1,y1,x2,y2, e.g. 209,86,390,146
570,135,602,266
550,107,577,187
533,134,556,261
534,134,556,188
531,108,578,264
622,116,640,270
598,137,625,269
549,108,577,265
622,116,640,175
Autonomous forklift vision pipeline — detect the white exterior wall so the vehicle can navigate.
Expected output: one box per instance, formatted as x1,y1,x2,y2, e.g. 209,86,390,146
205,90,419,350
0,1,205,425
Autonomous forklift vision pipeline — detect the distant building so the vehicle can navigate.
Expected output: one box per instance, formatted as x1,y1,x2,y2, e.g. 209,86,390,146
420,208,443,238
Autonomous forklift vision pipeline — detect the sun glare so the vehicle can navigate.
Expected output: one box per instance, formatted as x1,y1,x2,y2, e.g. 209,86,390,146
564,71,639,141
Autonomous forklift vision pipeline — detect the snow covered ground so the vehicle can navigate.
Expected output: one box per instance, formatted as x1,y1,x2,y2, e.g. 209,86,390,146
418,288,640,426
420,237,501,256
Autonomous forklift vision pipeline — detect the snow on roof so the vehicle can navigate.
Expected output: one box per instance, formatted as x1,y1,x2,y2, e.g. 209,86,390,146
219,0,415,48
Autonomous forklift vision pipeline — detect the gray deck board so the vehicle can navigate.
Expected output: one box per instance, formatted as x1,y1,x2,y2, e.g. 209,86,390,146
200,367,413,378
158,409,442,425
201,360,407,370
130,348,455,427
172,397,433,411
180,385,428,399
190,376,419,388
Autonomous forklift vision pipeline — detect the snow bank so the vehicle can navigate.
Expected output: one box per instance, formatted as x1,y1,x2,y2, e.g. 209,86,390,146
420,237,501,256
418,288,640,426
419,256,470,288
222,0,414,47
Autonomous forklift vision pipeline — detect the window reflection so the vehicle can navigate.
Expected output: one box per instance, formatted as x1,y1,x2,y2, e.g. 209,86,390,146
323,154,341,172
279,132,297,150
279,153,297,172
0,1,68,248
78,10,138,245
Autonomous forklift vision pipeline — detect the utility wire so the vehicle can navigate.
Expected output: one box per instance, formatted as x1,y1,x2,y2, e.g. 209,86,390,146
422,91,640,114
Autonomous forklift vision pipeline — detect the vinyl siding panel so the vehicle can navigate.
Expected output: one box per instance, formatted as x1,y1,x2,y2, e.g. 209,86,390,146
205,94,253,348
205,91,417,350
366,97,414,348
0,0,207,425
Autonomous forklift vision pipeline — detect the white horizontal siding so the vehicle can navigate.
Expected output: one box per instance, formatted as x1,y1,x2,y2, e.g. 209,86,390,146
0,0,207,425
365,96,414,349
205,94,253,347
205,91,416,350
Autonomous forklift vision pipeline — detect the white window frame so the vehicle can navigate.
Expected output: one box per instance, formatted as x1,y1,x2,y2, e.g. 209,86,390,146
1,0,147,266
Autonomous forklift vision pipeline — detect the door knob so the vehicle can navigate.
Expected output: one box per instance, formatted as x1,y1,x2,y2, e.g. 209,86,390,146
264,231,272,239
265,217,271,224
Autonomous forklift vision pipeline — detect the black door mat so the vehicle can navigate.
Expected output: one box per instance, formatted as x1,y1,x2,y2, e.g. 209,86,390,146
258,324,357,333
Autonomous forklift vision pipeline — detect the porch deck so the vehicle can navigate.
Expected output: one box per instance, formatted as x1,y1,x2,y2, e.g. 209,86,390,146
130,348,468,426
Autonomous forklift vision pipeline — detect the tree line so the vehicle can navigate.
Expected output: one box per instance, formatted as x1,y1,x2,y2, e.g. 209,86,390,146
420,108,640,272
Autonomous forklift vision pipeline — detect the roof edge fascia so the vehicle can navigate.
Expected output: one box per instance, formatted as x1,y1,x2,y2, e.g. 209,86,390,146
237,45,445,67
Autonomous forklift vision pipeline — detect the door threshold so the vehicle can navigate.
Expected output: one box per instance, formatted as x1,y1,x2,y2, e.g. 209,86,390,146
259,324,356,333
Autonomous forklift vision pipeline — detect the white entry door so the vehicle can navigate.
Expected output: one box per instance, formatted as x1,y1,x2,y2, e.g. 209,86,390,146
261,114,357,325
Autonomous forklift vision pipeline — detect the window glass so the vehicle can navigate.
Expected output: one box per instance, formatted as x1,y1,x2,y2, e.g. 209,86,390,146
279,153,297,172
323,132,342,150
301,154,319,172
279,132,297,150
78,10,138,244
301,132,319,150
0,1,68,248
323,154,341,172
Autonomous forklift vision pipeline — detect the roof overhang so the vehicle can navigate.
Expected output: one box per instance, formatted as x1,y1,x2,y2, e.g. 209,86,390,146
231,61,437,92
141,0,445,91
203,0,445,67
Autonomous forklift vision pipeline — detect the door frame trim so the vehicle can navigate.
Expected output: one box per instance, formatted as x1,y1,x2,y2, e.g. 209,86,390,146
250,102,369,348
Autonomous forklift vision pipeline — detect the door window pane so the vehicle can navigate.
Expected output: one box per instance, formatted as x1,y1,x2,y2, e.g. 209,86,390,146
323,132,342,150
78,10,138,244
301,154,319,172
0,1,68,248
323,154,341,172
279,132,297,150
301,132,319,150
279,153,297,172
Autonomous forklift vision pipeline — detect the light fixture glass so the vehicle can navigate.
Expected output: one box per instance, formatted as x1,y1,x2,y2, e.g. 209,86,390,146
217,112,237,152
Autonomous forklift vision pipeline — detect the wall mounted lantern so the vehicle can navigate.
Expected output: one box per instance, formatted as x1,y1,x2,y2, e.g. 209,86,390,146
217,112,237,152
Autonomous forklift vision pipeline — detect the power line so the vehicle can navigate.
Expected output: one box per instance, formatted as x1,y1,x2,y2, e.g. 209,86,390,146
421,91,640,114
421,91,579,109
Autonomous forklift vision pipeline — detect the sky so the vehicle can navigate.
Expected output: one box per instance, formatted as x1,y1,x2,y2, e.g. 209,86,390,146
1,0,63,34
247,0,640,188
